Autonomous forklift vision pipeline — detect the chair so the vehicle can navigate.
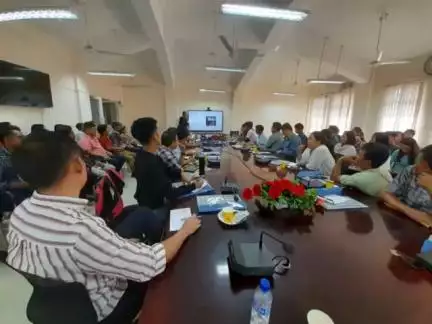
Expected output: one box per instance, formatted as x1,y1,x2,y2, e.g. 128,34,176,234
12,269,98,324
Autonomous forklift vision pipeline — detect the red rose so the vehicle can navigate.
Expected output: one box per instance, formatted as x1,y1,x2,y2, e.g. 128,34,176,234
268,185,282,200
252,184,262,196
292,184,306,197
242,188,253,201
265,181,274,187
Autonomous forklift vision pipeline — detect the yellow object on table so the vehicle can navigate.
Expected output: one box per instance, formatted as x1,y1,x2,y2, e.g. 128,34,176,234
222,207,235,224
325,180,335,188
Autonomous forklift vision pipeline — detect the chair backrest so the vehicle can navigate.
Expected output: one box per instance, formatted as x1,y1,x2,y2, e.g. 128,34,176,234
13,269,97,324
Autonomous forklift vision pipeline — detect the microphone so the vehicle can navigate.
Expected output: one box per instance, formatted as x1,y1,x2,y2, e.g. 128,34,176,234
259,231,294,254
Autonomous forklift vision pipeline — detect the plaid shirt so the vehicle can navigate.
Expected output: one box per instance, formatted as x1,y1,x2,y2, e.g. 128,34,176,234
388,166,432,214
157,146,181,172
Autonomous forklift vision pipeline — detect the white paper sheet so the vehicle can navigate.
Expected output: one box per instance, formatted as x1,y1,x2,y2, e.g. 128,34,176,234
169,208,192,231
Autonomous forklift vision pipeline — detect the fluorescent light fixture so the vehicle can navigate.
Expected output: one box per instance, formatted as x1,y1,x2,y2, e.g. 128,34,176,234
88,72,136,77
0,76,24,81
376,60,411,66
199,89,226,94
307,79,346,84
221,3,308,21
0,9,78,22
273,92,296,96
205,66,246,73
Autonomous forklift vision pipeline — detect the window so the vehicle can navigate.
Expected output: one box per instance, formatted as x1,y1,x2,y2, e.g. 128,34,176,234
306,89,354,133
378,82,423,132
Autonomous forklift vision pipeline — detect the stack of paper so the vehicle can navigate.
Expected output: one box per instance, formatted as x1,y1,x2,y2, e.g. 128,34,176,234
322,195,368,210
169,208,192,231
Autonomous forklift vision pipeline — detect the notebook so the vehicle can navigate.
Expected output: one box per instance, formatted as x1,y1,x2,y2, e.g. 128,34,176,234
169,208,192,231
321,195,368,210
197,195,247,214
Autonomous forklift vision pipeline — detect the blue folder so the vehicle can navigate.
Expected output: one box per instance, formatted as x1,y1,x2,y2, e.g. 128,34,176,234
197,195,247,214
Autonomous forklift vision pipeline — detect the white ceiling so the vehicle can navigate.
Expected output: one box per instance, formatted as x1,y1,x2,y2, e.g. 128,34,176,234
1,0,432,89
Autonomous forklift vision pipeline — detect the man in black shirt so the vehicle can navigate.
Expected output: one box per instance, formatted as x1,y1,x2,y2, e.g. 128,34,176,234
131,118,200,209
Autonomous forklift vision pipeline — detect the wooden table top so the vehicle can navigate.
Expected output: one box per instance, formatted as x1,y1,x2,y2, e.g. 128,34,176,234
140,148,432,324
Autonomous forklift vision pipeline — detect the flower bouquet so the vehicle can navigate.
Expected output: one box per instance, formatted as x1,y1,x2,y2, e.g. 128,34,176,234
242,178,317,223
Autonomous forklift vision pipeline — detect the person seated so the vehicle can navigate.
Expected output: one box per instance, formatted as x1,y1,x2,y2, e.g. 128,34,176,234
55,124,75,140
278,123,301,163
75,122,85,142
98,124,135,170
380,145,432,227
352,126,366,152
298,131,335,176
403,129,416,139
30,124,46,135
132,118,201,209
371,132,390,147
79,121,125,172
390,137,419,175
6,131,202,324
0,125,32,211
334,131,357,157
242,121,257,144
321,128,336,156
387,131,403,152
255,125,267,147
331,142,392,196
294,123,308,147
111,122,140,152
157,127,185,182
264,122,284,152
328,125,341,143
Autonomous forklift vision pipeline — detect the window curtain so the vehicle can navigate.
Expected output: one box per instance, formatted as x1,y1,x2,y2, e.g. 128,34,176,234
377,82,423,132
306,89,354,133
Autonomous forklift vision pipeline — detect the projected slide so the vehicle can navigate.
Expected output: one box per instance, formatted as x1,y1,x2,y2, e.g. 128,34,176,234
188,110,223,132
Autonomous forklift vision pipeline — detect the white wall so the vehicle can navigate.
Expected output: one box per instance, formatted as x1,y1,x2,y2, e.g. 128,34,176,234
165,86,233,131
0,24,92,133
120,85,166,130
232,85,309,136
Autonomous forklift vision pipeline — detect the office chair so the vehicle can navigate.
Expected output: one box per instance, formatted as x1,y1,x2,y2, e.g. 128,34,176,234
12,269,98,324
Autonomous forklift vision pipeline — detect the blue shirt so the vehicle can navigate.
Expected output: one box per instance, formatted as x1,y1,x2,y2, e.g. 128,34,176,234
297,132,308,146
279,134,301,158
257,134,267,147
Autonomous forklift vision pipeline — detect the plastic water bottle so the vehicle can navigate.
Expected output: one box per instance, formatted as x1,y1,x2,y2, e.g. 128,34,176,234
250,278,273,324
421,235,432,253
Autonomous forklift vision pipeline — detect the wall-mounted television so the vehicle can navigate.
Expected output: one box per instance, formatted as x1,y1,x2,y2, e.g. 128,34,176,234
0,60,53,108
188,110,223,132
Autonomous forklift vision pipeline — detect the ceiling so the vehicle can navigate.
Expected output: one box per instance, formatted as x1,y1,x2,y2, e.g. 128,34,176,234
1,0,432,90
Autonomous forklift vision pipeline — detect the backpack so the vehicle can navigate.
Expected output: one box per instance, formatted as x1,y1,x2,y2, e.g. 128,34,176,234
95,169,125,225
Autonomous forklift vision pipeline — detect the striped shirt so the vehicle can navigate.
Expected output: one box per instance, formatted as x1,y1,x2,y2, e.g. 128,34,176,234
6,192,166,320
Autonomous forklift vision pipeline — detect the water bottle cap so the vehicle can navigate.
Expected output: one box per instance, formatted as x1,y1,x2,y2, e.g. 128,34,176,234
259,278,271,292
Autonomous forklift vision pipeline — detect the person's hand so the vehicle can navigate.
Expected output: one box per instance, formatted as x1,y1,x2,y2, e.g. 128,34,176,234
180,215,202,236
406,209,432,228
193,178,204,188
418,173,432,192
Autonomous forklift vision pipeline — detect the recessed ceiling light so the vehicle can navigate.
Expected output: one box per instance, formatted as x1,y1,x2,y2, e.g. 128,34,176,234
307,79,345,84
205,66,246,73
0,76,24,81
88,72,136,77
0,9,78,22
273,92,296,96
221,3,308,21
199,89,226,94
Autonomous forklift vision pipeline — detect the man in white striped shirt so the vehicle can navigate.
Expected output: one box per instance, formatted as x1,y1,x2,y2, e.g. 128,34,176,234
7,131,201,323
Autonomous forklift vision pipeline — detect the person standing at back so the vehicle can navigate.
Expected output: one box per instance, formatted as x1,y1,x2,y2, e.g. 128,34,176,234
264,122,283,152
278,123,301,163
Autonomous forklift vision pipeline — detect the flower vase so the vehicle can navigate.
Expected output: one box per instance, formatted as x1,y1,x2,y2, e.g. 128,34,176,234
255,198,315,225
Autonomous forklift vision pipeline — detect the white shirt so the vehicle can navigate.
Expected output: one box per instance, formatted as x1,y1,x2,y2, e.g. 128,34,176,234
334,143,357,157
299,145,335,176
7,192,166,320
75,129,85,142
246,129,258,144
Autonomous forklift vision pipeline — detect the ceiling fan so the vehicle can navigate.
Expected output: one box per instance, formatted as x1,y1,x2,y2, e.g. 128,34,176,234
369,12,410,67
79,0,129,57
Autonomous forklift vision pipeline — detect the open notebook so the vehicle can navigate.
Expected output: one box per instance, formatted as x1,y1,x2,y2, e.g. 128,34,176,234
321,195,368,210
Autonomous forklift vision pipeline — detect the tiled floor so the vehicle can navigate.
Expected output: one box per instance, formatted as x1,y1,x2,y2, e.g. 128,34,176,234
0,174,137,324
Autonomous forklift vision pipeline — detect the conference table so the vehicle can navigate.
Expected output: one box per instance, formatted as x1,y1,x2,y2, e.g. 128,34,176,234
139,148,432,324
